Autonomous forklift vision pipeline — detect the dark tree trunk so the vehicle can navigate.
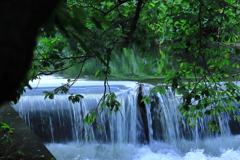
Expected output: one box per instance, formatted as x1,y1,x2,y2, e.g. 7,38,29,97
0,0,60,105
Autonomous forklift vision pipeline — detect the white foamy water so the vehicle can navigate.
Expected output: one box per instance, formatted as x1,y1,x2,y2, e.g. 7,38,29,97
19,76,240,160
46,138,240,160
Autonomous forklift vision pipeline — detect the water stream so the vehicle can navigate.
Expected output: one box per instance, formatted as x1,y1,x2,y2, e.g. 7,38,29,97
13,79,240,160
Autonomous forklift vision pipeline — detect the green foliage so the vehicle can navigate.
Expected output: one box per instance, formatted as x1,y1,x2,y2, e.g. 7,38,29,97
33,155,45,159
0,122,14,149
141,95,151,105
58,47,159,79
0,122,24,160
68,94,84,103
42,81,84,103
43,91,55,99
101,92,121,113
22,0,240,132
84,110,97,125
0,122,14,134
29,0,163,81
151,0,240,131
0,122,15,156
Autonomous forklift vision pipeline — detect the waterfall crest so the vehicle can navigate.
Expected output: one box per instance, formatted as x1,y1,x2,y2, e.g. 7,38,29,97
13,82,240,159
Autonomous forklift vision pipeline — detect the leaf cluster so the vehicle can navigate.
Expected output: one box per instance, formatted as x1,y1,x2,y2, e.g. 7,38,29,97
151,0,240,131
101,92,121,113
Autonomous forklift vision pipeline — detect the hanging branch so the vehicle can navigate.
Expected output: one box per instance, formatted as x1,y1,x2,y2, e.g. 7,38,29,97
36,57,91,76
126,0,143,42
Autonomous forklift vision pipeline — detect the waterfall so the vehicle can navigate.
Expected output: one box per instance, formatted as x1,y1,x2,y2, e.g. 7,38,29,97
14,88,140,144
13,81,240,160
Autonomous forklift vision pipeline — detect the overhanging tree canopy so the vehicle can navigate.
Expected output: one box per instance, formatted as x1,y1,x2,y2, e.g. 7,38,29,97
1,0,240,130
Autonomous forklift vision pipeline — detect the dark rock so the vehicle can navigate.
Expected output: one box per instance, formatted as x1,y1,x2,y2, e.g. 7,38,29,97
0,103,55,159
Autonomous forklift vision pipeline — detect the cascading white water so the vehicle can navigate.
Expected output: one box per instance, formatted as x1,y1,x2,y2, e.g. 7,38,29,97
14,90,139,144
13,80,240,160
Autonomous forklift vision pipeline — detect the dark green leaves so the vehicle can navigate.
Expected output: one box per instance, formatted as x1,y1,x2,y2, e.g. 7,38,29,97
43,91,55,99
68,94,84,103
171,76,179,90
54,85,69,94
94,15,113,28
208,119,220,132
194,95,201,100
101,92,121,113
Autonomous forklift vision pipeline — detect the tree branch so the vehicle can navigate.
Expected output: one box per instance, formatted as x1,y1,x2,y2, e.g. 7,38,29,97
127,0,143,41
33,55,94,61
37,57,91,76
104,0,131,16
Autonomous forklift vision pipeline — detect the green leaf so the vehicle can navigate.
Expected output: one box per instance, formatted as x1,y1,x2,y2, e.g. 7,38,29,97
97,125,102,130
159,87,166,94
94,15,114,28
95,70,102,77
49,93,54,99
141,95,150,105
101,102,107,109
89,16,103,29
